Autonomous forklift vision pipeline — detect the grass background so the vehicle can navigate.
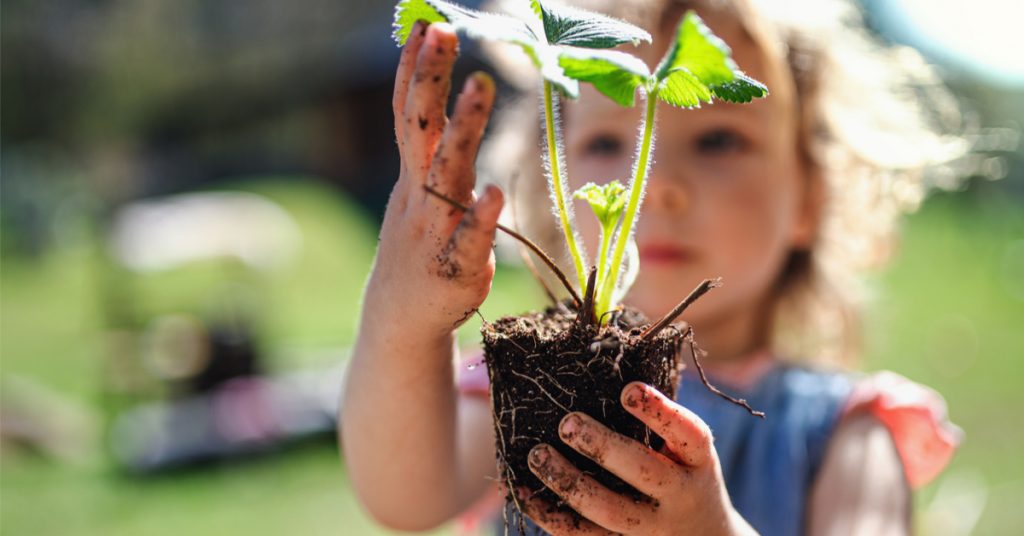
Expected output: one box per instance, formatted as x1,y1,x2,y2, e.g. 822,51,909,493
2,178,1021,534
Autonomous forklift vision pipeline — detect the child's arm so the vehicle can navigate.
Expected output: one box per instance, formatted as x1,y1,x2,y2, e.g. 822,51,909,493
518,382,758,536
340,22,502,531
806,414,911,535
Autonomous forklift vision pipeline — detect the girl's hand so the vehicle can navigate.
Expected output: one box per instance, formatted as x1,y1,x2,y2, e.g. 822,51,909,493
521,382,757,536
367,21,502,339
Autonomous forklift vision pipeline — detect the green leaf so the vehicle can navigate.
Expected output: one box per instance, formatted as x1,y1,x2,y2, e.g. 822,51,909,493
710,72,768,103
537,0,651,48
394,0,532,45
525,45,580,98
558,48,650,106
574,181,627,229
392,0,578,97
654,11,736,86
393,0,448,45
528,0,542,19
651,11,768,108
658,68,713,108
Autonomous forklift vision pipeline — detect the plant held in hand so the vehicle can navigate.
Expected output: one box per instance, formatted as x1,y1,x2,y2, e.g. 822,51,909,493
392,0,767,526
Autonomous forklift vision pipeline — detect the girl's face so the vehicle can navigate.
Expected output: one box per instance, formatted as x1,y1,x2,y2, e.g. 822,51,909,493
564,17,814,359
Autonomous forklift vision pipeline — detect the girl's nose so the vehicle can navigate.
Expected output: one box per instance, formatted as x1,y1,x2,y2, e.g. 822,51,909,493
643,160,691,215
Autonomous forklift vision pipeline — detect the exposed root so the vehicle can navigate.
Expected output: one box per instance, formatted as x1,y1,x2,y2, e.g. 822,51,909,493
452,307,478,328
684,327,765,418
508,369,572,414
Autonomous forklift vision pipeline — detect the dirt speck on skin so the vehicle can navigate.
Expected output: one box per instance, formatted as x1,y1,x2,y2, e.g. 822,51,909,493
436,250,461,279
576,431,604,464
624,391,640,408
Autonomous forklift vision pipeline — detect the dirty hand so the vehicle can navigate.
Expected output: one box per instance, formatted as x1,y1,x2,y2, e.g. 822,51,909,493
367,21,502,338
521,382,756,536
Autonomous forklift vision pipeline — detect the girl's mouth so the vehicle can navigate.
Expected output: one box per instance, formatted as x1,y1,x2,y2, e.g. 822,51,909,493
639,244,694,265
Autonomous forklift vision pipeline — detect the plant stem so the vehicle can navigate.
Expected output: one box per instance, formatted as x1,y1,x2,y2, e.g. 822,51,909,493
598,92,658,316
640,278,720,340
595,223,613,305
543,80,587,293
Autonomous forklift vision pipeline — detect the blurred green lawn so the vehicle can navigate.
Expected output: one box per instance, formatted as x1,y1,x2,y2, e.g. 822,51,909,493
1,178,1021,535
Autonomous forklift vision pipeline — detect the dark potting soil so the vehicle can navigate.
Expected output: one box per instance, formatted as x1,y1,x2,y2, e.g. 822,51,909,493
481,303,684,520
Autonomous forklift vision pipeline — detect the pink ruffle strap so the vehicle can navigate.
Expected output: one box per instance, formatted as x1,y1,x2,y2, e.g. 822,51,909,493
842,371,963,488
455,353,499,535
458,353,490,397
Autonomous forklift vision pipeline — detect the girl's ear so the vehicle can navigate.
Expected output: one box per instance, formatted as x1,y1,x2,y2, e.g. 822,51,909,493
791,162,824,250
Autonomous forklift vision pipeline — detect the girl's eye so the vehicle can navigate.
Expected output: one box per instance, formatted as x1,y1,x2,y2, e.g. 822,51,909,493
695,128,748,154
582,134,624,157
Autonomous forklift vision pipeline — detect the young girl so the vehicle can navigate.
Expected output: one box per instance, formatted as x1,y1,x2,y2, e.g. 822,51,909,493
341,0,964,533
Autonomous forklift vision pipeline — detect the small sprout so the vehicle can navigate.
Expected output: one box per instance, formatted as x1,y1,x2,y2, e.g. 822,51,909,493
575,181,627,303
574,181,626,230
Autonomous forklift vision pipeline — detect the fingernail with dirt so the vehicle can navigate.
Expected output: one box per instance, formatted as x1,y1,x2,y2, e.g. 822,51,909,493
427,22,456,52
470,71,494,94
560,413,581,439
622,383,643,408
528,445,549,468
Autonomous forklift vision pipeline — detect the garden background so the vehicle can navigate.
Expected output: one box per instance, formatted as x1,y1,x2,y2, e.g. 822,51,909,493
2,0,1022,534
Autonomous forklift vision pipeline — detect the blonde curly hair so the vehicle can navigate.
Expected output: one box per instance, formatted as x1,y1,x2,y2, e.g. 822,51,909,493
478,0,970,366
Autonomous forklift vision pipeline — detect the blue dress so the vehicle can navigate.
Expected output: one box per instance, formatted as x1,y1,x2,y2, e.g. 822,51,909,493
501,365,853,536
675,366,852,535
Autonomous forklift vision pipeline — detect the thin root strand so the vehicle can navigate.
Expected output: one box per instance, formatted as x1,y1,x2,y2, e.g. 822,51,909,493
685,327,765,418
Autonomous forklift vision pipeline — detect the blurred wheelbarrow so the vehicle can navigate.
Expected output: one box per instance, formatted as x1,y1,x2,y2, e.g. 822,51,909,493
101,191,341,473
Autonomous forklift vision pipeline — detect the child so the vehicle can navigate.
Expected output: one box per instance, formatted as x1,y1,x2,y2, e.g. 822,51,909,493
341,0,964,533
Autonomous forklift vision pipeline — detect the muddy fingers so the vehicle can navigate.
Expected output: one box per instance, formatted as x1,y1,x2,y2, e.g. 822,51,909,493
527,444,654,534
558,412,683,500
436,185,503,282
393,20,428,159
517,492,617,536
428,72,495,209
403,23,458,179
621,382,714,468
